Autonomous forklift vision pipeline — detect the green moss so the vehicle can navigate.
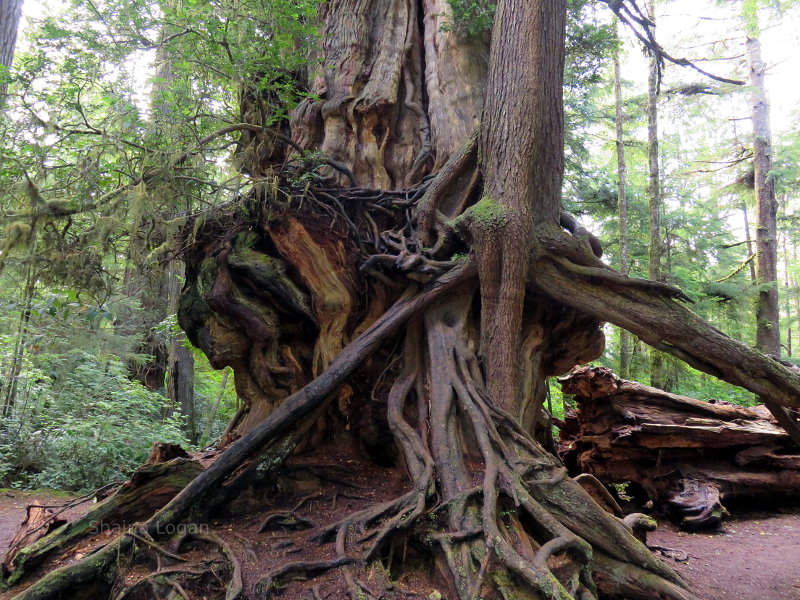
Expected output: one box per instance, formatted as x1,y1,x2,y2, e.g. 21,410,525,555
639,515,658,530
232,231,260,250
462,196,507,230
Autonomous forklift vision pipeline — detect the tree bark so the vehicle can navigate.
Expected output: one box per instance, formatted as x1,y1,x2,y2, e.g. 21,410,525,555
614,26,631,379
746,16,780,357
0,0,23,101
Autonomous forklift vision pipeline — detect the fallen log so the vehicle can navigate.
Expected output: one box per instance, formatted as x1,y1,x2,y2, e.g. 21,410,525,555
559,366,800,530
2,445,204,586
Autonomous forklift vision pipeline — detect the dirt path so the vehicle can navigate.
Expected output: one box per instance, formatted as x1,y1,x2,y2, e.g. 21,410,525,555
0,489,81,554
650,509,800,600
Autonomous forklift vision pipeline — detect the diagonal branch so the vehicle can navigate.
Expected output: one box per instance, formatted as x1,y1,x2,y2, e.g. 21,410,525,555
11,261,475,600
532,258,800,411
603,0,745,86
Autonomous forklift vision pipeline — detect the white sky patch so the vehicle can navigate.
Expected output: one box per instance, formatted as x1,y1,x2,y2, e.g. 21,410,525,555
621,0,800,134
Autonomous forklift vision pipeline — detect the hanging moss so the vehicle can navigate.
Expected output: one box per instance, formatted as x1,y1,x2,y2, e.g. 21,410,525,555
3,221,32,252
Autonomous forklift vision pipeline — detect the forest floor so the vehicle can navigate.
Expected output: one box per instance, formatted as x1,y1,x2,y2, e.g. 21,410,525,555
0,488,81,551
0,488,799,599
649,508,800,600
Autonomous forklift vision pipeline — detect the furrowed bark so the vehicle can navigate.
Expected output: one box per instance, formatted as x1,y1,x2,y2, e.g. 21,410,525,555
476,0,566,414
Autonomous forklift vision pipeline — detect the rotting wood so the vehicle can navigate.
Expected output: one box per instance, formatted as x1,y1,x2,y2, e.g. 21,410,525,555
559,366,800,529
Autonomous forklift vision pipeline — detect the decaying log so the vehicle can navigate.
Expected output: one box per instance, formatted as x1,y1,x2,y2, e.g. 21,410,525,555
559,366,800,530
2,452,204,586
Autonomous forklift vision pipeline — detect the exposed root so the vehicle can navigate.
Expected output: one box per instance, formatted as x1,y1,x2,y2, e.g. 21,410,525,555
188,533,243,600
415,130,479,251
253,556,354,598
126,529,187,562
109,531,242,600
545,253,691,302
558,212,603,259
10,263,473,600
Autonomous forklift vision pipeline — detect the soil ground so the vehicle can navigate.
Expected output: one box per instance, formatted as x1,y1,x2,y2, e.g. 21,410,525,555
0,488,80,551
0,488,799,599
649,508,800,600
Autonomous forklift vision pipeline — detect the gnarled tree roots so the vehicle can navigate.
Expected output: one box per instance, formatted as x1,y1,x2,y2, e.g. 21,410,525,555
8,154,800,599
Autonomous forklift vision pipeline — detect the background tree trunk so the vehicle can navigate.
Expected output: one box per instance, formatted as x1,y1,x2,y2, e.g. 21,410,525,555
1,267,35,418
0,0,23,101
614,27,631,379
741,199,758,282
745,16,780,357
645,0,670,391
741,4,800,442
166,261,196,442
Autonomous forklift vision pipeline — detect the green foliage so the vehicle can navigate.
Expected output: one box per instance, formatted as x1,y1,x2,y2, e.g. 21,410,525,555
443,0,496,39
462,196,507,229
0,352,185,491
0,0,319,294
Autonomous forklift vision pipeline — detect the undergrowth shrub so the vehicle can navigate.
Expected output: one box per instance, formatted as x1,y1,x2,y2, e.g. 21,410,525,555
0,351,186,491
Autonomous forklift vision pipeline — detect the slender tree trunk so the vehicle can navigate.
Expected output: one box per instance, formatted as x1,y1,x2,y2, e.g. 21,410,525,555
0,0,23,101
792,239,800,359
199,369,228,446
166,261,196,441
645,0,668,390
782,227,792,356
614,27,630,379
2,268,35,418
745,17,780,357
793,245,800,358
742,199,757,282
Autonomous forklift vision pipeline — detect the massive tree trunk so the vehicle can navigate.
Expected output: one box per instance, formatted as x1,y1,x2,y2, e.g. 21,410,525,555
10,1,800,600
